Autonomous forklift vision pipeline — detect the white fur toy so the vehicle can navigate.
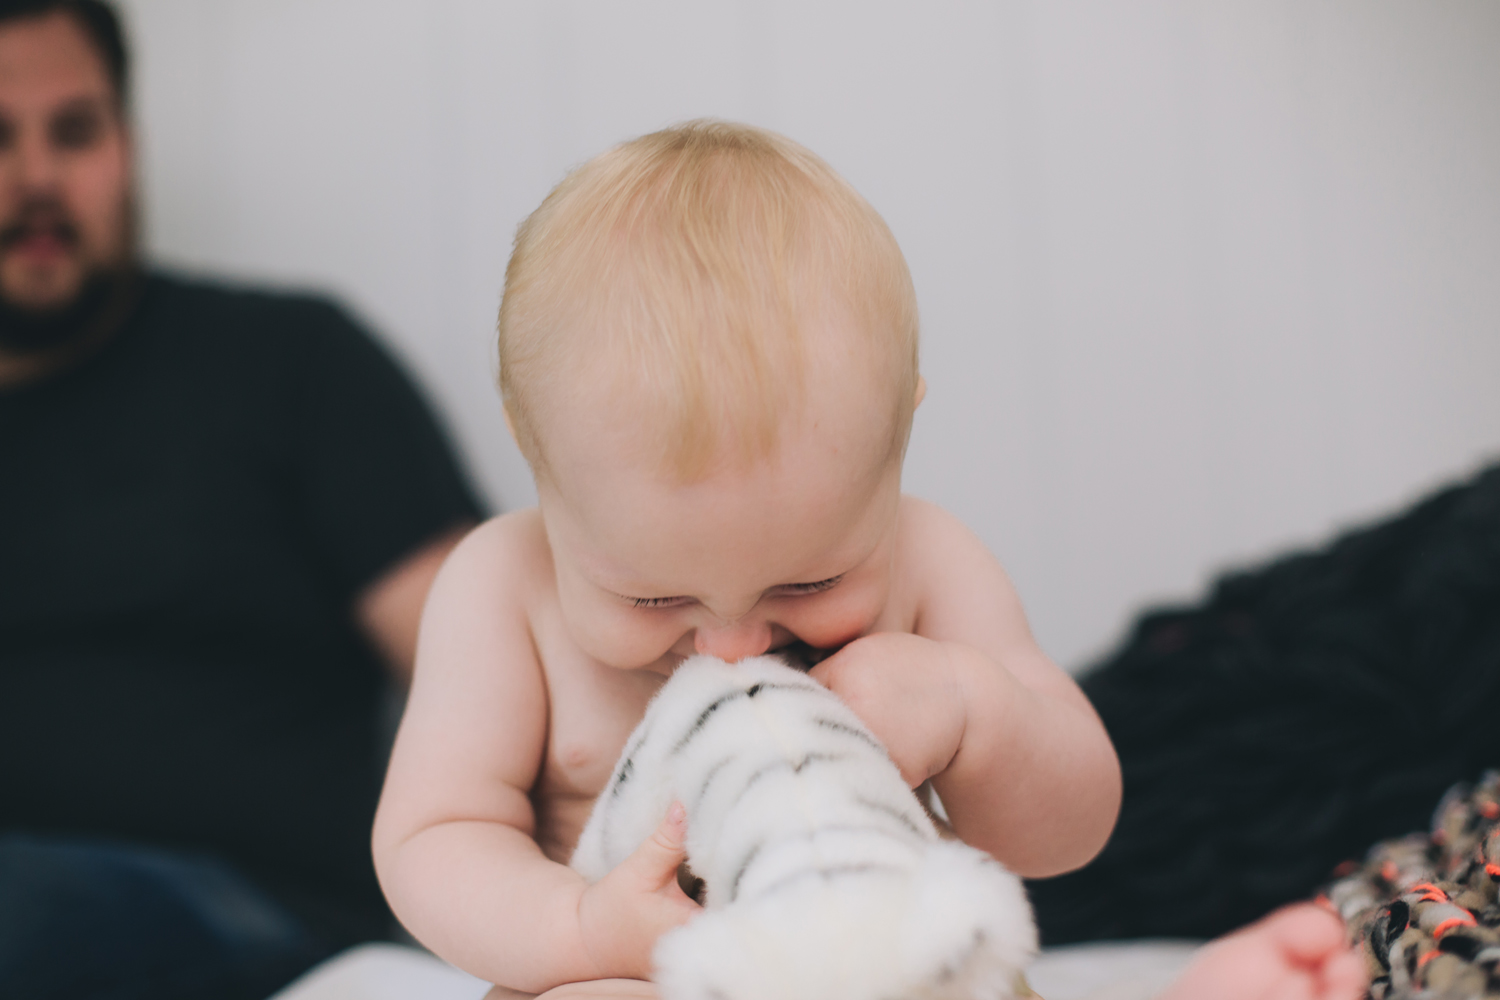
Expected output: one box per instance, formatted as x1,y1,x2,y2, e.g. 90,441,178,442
571,654,1038,1000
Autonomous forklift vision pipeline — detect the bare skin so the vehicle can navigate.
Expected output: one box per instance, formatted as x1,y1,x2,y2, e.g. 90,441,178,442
1162,904,1365,1000
372,336,1123,996
380,432,1369,1000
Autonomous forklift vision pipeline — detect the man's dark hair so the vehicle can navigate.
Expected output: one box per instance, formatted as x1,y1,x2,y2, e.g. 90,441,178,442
0,0,129,106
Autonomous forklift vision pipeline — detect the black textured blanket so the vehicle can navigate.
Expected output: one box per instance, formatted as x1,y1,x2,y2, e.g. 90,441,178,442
1027,463,1500,945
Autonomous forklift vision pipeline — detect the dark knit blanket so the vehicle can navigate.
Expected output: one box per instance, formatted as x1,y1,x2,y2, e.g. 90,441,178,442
1026,463,1500,945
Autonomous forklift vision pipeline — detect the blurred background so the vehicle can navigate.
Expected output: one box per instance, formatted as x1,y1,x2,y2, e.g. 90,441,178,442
115,0,1500,671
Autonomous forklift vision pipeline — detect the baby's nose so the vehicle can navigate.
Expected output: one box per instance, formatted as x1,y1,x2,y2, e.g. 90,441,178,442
693,619,773,663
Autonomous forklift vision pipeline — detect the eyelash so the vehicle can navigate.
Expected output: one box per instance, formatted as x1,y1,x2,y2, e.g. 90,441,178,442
630,596,689,609
626,575,844,609
778,574,844,595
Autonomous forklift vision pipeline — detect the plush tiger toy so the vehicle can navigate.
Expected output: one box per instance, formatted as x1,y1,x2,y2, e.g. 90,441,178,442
571,654,1038,1000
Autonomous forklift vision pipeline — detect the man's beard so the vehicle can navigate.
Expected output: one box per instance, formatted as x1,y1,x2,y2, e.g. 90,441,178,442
0,271,124,353
0,196,135,355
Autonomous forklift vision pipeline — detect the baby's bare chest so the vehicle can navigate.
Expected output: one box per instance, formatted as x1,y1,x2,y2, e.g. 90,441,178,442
548,659,660,794
527,622,665,861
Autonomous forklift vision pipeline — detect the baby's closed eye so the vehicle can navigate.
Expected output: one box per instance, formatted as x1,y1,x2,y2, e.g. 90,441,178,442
619,575,844,610
772,575,844,596
626,595,694,609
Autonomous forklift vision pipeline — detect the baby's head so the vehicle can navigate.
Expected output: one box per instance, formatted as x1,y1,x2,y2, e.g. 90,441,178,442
499,120,923,669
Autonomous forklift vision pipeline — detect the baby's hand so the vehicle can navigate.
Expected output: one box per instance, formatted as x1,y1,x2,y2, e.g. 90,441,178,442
809,633,967,787
576,803,702,981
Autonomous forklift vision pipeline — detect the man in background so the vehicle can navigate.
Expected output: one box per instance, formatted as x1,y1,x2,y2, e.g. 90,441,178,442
0,1,484,996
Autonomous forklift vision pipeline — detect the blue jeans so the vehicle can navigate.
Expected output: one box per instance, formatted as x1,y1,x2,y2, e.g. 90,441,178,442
0,833,333,1000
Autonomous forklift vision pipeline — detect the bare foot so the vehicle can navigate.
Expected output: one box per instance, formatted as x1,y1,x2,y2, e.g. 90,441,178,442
484,980,658,1000
1162,904,1365,1000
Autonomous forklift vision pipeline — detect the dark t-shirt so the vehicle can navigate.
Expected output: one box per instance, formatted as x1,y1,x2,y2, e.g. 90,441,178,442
0,272,485,944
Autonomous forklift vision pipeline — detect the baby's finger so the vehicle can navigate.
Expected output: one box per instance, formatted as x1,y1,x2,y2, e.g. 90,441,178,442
805,652,845,691
618,802,689,891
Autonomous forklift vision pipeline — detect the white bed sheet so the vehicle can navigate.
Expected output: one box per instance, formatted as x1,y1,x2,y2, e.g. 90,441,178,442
270,939,1205,1000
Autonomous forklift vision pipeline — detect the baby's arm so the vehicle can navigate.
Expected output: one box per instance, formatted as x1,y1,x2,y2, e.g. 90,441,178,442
371,517,695,991
810,498,1120,877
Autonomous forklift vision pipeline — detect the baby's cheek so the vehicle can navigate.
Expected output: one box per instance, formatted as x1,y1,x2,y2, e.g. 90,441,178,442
587,624,682,671
559,596,683,671
785,595,883,653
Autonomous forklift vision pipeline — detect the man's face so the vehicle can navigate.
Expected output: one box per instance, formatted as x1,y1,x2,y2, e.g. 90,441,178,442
0,11,130,318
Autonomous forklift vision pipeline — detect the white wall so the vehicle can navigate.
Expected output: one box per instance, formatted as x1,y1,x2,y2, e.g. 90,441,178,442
117,0,1500,670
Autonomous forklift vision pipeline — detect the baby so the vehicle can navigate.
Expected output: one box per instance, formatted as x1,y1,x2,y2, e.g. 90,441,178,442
371,121,1360,1000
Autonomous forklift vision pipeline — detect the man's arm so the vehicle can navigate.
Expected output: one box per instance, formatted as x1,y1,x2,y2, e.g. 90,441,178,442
290,298,485,683
354,522,474,684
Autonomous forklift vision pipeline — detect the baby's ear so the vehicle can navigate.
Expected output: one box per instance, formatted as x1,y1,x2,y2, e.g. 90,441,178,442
913,375,927,410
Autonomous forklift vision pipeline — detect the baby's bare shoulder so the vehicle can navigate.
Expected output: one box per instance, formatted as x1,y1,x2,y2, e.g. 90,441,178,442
412,509,559,726
440,508,553,594
895,496,1031,643
895,496,997,573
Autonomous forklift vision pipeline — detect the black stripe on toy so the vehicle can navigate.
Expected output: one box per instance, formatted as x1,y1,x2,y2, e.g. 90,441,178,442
669,682,811,756
671,690,749,755
750,862,907,902
611,722,653,797
851,794,929,839
729,840,765,901
690,755,736,813
738,753,850,799
813,716,885,754
728,825,924,902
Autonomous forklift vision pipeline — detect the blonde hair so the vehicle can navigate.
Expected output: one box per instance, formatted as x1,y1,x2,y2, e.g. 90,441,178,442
498,119,919,481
